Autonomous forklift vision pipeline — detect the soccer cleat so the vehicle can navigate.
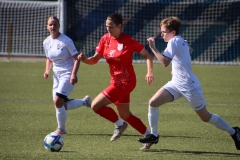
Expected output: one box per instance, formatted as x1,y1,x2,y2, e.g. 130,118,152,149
110,122,128,141
83,95,92,108
140,143,154,150
231,127,240,150
138,134,159,144
53,128,67,135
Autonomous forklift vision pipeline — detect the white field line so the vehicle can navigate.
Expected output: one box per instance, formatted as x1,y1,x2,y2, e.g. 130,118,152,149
0,98,239,107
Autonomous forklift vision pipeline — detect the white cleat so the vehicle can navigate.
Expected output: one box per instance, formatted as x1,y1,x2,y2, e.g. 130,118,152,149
140,143,154,150
83,95,92,108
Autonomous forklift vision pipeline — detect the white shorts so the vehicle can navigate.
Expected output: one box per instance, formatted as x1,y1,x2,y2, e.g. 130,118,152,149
163,81,206,111
52,70,76,100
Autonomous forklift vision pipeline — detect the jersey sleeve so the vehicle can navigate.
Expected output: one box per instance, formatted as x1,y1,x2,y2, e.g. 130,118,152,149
131,37,145,53
43,38,49,58
162,39,177,59
95,35,107,56
66,39,78,56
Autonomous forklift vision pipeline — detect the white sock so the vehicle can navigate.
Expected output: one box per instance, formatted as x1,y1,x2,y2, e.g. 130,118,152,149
56,106,66,130
143,129,151,137
115,118,124,128
66,99,85,110
208,114,235,135
148,106,159,137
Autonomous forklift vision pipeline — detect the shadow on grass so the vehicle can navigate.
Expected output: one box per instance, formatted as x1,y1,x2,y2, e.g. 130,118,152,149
60,151,78,153
65,133,240,157
142,149,240,157
68,133,198,139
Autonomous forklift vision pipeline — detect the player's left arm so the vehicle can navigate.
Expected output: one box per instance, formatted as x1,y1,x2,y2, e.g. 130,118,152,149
139,49,154,85
65,38,80,85
43,58,52,79
189,46,193,54
70,54,80,85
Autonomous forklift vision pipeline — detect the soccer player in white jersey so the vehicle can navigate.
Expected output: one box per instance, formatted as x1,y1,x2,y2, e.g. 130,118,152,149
43,16,92,135
138,16,240,150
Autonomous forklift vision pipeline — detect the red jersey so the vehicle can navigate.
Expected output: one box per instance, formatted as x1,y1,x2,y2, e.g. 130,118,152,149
96,33,144,89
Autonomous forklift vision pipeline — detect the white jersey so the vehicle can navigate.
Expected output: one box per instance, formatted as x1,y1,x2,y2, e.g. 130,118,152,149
43,34,78,72
162,35,201,91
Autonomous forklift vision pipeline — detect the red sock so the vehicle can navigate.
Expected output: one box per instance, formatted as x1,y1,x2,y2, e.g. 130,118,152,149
124,113,147,135
94,106,119,123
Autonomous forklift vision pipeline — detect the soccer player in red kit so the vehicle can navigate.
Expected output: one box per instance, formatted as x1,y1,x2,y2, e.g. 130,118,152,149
78,13,154,143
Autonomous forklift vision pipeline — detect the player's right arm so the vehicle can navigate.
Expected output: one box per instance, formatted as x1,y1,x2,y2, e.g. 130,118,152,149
44,58,52,79
147,37,171,67
78,52,102,65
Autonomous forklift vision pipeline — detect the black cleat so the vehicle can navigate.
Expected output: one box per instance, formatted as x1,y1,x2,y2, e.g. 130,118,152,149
231,127,240,150
138,134,159,144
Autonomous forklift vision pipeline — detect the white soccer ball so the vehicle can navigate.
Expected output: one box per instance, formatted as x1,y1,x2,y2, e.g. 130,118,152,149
44,133,64,152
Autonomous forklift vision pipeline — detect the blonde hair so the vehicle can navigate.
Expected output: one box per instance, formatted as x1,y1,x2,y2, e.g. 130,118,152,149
46,16,60,25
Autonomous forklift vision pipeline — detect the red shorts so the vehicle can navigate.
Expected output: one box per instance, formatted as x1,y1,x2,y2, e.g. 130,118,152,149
102,84,135,104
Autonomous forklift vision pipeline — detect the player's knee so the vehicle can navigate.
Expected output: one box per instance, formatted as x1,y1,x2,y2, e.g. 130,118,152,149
54,100,64,108
199,114,212,122
119,111,130,120
196,106,212,122
91,104,97,111
200,117,210,122
91,102,101,111
149,98,160,107
54,93,67,108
